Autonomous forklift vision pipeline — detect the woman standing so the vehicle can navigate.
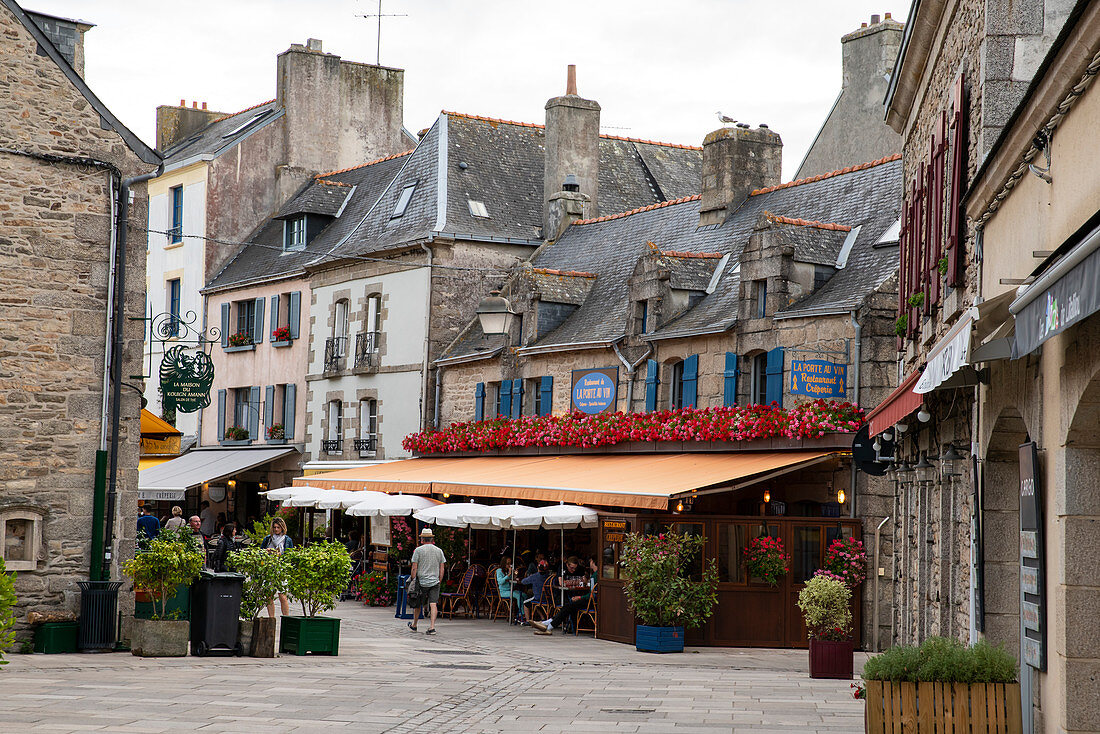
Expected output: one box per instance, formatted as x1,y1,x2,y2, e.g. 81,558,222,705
163,506,185,531
261,517,294,617
209,523,236,572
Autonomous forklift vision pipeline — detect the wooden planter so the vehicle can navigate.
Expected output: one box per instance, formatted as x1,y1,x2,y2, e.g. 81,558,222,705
279,616,341,656
635,625,684,653
864,681,1022,733
809,638,854,679
249,617,276,658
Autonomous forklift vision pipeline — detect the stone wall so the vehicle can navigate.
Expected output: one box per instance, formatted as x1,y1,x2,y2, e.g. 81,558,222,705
0,3,152,640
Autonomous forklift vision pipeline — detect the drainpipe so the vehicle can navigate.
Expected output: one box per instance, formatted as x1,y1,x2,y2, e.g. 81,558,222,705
420,243,434,431
872,515,891,652
92,172,117,582
103,163,163,579
612,342,652,413
434,364,443,430
849,310,862,518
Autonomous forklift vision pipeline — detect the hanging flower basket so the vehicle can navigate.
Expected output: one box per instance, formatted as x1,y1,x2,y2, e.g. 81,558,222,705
743,536,790,586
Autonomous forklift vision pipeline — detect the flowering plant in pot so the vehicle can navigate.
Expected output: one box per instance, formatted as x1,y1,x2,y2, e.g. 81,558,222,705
272,325,292,342
815,537,867,588
797,575,854,679
228,546,286,657
743,536,790,585
358,571,395,607
266,423,285,440
620,532,718,653
227,332,252,347
280,542,352,655
122,529,203,656
387,517,414,563
224,425,249,441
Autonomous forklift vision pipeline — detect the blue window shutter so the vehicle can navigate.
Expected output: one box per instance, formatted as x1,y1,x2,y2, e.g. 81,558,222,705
284,384,296,440
270,295,280,339
644,359,659,412
288,291,301,339
682,355,699,408
220,303,230,348
499,379,512,417
264,385,275,434
253,297,265,344
511,380,524,418
539,376,553,416
723,352,739,407
475,382,485,421
216,389,226,440
765,347,784,407
249,386,261,439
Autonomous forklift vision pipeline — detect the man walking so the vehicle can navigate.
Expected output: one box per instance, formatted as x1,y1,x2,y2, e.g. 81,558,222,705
408,528,445,635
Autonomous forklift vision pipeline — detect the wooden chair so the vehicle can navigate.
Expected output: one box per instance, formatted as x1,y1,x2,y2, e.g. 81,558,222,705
574,585,598,636
488,569,514,622
528,573,558,622
478,564,498,618
440,566,476,619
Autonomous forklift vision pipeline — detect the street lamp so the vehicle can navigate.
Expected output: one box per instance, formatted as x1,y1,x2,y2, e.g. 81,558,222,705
476,290,517,336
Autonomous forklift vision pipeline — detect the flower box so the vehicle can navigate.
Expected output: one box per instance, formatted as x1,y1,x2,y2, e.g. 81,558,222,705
130,618,189,657
34,621,79,654
271,340,292,348
279,615,341,656
220,439,251,447
864,681,1022,732
265,438,287,445
808,638,853,679
224,344,255,353
635,625,684,654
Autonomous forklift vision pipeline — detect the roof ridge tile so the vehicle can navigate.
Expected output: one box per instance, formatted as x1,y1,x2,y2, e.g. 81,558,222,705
572,194,702,226
314,149,414,179
531,267,597,278
441,111,700,149
763,213,852,232
749,154,902,196
209,98,276,124
659,249,723,259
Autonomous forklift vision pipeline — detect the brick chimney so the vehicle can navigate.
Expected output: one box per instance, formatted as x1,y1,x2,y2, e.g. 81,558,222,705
699,125,782,226
155,101,225,151
276,38,406,176
544,65,600,235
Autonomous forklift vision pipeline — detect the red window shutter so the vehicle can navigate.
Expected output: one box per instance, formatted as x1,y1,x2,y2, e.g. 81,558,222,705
947,75,968,287
929,111,947,307
911,167,924,334
899,185,910,320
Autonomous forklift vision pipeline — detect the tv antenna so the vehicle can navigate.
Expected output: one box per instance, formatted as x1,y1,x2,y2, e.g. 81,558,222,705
359,0,407,66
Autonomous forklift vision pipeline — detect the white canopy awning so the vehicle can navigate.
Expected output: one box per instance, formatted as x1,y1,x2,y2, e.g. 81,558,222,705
345,492,441,517
139,447,296,492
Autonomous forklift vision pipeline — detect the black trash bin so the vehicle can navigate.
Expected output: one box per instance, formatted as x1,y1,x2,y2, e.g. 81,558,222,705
189,570,245,656
77,581,122,651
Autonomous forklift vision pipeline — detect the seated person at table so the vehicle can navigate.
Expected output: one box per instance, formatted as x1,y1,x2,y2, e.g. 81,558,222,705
494,557,526,623
532,557,597,636
521,559,549,614
526,550,546,576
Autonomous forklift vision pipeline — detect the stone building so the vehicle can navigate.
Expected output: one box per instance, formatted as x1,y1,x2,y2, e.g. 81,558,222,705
0,0,159,637
143,39,413,441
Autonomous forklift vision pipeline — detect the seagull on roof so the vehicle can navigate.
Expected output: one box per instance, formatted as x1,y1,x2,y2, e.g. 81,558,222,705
717,112,737,125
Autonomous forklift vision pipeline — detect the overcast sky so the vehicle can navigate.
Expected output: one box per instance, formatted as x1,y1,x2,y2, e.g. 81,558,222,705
35,0,906,181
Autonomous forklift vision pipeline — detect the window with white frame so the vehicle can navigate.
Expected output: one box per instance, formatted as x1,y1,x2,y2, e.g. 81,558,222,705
284,216,306,251
357,399,378,456
1,509,43,571
325,400,343,454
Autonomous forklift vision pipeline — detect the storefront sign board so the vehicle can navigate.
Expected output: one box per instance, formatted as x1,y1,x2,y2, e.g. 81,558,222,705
159,345,215,414
1019,441,1046,671
370,515,391,547
602,519,628,543
571,368,618,414
1014,239,1100,357
789,360,846,398
137,489,185,501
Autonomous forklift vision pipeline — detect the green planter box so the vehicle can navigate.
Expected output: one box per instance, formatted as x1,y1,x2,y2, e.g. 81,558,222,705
135,584,190,621
34,621,79,654
279,616,341,656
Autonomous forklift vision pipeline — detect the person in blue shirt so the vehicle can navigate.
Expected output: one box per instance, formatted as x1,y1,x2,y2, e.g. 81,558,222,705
136,505,160,544
521,559,549,620
495,556,526,624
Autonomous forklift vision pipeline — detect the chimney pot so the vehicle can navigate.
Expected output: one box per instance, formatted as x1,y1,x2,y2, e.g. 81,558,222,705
759,123,769,128
566,64,577,96
563,173,580,192
871,14,881,24
180,98,186,107
307,38,323,52
202,101,208,110
861,22,867,27
885,12,892,19
192,101,198,108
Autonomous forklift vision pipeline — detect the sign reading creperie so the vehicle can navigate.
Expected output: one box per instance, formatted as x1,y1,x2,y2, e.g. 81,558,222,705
602,519,628,543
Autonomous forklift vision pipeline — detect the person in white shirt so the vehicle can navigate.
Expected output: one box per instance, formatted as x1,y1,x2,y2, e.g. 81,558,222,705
199,501,216,537
408,528,446,635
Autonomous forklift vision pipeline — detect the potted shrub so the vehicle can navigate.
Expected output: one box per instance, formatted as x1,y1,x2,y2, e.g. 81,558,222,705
266,423,285,442
122,529,203,656
861,637,1020,732
0,557,15,666
620,532,718,653
743,535,790,585
280,542,352,655
797,575,854,678
272,325,292,344
228,546,286,657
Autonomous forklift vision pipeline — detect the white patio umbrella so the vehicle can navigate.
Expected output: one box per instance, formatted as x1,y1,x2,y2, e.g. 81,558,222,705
345,492,441,517
282,487,334,507
504,503,599,605
311,489,368,510
260,485,325,502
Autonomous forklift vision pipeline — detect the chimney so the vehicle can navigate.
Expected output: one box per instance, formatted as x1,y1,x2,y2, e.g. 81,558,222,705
840,14,903,94
546,174,591,240
155,100,225,151
276,39,406,175
698,126,782,226
544,65,600,235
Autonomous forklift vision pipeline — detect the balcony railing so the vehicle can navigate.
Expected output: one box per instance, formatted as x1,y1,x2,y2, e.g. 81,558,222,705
354,331,380,369
354,435,377,457
321,439,342,456
324,336,347,373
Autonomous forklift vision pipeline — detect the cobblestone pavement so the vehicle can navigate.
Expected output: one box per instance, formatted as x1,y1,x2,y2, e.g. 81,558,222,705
3,603,867,733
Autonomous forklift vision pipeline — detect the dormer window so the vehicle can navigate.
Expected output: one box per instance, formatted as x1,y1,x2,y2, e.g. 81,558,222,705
391,183,417,218
284,216,307,251
468,200,489,218
639,301,649,334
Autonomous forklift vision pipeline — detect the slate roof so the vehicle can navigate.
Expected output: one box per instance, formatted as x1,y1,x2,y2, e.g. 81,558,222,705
160,101,282,164
203,152,410,292
439,154,902,356
527,268,596,305
275,179,354,219
659,250,723,291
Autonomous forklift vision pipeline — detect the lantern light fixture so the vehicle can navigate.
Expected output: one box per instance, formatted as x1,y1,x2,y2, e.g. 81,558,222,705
896,421,908,433
675,500,684,513
940,444,964,462
882,430,894,441
873,439,881,452
917,408,931,423
476,290,517,336
837,488,846,505
763,490,771,504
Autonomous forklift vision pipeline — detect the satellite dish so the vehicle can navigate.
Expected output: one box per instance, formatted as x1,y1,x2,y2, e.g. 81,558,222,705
852,424,889,476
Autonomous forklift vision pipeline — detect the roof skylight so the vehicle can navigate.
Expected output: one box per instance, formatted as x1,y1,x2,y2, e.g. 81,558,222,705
391,183,417,218
221,111,270,139
468,200,489,218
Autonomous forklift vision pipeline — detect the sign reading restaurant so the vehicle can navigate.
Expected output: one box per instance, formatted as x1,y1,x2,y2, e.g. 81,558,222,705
570,367,618,414
789,359,846,398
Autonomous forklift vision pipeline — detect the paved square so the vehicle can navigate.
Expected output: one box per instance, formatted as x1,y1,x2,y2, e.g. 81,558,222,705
4,603,866,732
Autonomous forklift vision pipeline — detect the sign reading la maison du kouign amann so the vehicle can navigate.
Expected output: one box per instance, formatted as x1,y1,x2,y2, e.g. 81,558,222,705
570,368,618,414
789,359,847,398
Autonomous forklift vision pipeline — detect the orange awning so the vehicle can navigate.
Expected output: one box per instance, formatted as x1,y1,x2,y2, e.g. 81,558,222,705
294,451,837,511
140,408,182,437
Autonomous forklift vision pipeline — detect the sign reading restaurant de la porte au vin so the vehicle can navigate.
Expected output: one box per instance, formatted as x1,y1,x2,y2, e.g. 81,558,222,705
571,367,618,414
789,359,847,398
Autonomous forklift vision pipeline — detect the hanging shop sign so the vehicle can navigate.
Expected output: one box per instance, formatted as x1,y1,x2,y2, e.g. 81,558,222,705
915,316,972,393
1013,231,1100,357
370,515,391,547
789,359,847,398
1019,441,1046,671
137,489,185,502
570,367,618,414
159,345,215,415
602,519,629,543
